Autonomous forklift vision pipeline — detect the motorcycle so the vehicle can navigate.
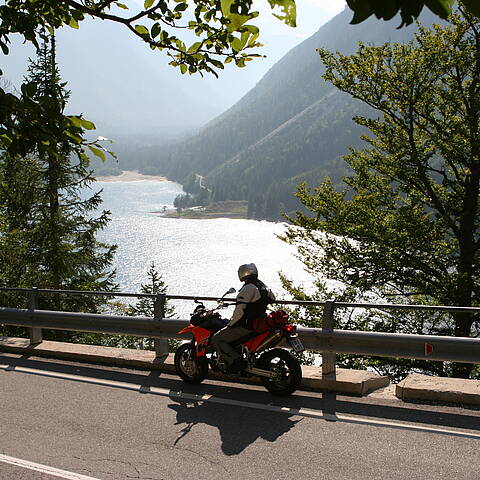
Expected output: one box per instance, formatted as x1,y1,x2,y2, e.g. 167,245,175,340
174,288,305,396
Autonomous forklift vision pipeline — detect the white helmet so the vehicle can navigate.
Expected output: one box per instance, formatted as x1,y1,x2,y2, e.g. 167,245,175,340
238,263,258,281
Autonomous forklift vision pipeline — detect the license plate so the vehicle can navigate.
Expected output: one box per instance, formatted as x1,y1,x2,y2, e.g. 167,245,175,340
288,336,305,353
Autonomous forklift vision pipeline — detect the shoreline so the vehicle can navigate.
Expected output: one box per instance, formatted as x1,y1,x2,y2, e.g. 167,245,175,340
95,170,167,182
156,200,249,220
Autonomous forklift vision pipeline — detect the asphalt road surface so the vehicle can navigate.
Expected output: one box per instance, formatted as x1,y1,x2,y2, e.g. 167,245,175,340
1,352,479,480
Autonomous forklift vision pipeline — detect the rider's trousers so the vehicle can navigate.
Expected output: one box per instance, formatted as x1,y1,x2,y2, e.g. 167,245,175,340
212,325,252,365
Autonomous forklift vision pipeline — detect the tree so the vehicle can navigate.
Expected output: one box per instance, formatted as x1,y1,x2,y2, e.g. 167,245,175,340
126,262,177,354
0,33,116,322
65,262,178,351
281,7,480,379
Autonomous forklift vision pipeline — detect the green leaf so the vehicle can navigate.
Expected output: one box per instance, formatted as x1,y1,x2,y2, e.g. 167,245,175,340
174,3,188,12
115,2,129,9
88,145,106,161
346,0,374,24
144,0,154,8
231,37,242,53
69,17,79,29
374,0,399,20
0,133,11,145
210,59,224,69
240,31,250,48
180,64,187,74
81,119,96,130
247,32,260,47
267,0,296,27
64,130,83,143
242,24,259,33
67,116,96,130
158,0,168,13
72,10,85,21
227,13,253,32
134,25,149,36
220,0,233,17
0,41,9,55
175,39,186,51
79,152,89,163
425,0,454,19
188,41,203,53
151,23,161,39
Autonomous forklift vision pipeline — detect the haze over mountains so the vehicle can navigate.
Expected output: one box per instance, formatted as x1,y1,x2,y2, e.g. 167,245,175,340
1,3,436,220
123,7,435,220
1,1,344,139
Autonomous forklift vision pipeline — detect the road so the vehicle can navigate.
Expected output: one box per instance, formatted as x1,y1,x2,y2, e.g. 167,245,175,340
1,352,479,480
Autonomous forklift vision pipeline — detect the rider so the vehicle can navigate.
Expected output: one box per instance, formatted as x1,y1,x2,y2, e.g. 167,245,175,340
212,263,275,373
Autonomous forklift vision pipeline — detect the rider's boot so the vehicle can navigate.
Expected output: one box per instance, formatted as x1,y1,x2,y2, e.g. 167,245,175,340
229,358,247,374
216,355,229,373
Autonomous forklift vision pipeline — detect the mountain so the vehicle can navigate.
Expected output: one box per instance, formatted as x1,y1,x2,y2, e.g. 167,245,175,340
129,7,437,220
2,16,306,138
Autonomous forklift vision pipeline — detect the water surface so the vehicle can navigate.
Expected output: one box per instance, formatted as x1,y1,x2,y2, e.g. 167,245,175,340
93,180,313,315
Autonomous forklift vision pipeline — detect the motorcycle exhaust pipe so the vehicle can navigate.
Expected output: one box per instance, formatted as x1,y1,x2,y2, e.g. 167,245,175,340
255,331,282,353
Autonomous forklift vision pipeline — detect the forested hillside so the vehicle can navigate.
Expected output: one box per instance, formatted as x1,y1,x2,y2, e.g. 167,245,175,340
130,7,435,220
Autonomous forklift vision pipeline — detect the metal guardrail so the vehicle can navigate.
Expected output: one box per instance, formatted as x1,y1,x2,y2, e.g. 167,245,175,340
1,287,480,380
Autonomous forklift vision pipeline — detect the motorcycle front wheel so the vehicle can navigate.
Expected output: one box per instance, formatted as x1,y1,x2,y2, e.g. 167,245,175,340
174,343,208,384
258,348,302,396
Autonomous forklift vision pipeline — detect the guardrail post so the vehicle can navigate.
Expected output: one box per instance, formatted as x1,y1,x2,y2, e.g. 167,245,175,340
153,293,168,362
28,287,42,345
322,300,336,379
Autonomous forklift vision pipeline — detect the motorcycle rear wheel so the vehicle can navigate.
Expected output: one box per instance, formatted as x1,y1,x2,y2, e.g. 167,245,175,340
174,343,208,384
258,348,302,396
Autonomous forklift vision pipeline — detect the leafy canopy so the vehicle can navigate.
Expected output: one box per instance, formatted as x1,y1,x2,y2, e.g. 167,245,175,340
1,1,478,78
346,0,476,26
282,6,480,378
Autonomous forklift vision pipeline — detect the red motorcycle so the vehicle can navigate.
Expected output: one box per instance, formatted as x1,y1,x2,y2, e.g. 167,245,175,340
174,288,304,396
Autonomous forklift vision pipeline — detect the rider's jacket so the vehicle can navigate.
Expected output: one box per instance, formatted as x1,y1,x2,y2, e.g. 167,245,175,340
228,279,275,329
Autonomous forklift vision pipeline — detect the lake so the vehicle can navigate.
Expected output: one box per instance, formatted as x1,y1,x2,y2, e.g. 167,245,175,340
92,179,314,316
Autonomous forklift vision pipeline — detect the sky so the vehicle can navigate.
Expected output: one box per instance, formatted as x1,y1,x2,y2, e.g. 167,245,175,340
1,0,347,138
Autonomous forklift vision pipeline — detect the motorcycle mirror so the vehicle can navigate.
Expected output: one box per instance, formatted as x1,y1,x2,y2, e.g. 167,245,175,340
221,287,236,299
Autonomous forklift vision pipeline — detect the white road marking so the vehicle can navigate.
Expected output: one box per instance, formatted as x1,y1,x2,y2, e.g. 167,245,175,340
1,363,480,440
0,453,100,480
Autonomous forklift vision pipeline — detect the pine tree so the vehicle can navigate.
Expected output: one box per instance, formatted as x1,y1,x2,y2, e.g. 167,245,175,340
0,32,116,324
126,262,178,352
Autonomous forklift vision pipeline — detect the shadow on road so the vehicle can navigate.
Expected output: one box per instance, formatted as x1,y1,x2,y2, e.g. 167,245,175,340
168,397,302,455
1,353,479,436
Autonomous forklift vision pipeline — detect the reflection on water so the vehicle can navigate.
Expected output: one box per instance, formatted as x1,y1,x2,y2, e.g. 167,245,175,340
93,180,313,316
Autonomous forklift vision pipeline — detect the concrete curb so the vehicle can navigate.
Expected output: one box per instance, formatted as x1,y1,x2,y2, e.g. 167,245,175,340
0,336,388,395
396,374,480,406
